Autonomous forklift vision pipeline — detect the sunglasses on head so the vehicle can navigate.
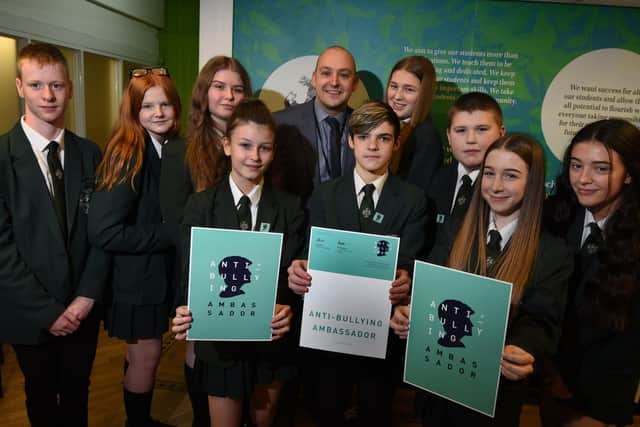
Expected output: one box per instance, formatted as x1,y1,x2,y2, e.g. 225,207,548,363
129,67,170,78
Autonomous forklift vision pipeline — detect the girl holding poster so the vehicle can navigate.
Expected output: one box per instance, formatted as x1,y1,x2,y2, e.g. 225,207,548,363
385,56,443,192
391,134,573,426
541,119,640,427
172,99,305,427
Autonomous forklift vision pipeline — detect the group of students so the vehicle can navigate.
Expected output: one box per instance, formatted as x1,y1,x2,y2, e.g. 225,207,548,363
0,40,637,427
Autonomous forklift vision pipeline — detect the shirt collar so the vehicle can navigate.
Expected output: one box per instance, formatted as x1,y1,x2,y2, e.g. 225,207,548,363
148,132,165,158
457,162,480,184
21,116,64,153
353,168,388,196
228,174,263,207
314,97,346,126
583,209,608,233
487,211,518,250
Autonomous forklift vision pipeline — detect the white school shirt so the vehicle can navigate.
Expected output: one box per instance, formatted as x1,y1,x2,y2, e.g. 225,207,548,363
450,163,480,213
228,175,263,229
353,169,388,208
21,116,65,195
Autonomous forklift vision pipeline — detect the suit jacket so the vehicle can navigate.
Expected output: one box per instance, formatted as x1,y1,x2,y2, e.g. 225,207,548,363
395,118,443,193
89,135,178,305
0,121,108,344
308,173,427,272
552,207,640,425
182,177,306,366
273,98,355,202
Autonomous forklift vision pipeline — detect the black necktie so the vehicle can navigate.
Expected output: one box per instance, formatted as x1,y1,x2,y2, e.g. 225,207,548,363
46,141,67,236
486,229,502,268
359,184,375,226
451,174,472,219
581,222,603,256
326,116,341,178
237,195,252,231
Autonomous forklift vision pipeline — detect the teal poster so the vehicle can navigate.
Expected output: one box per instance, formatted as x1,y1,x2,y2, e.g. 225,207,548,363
187,227,283,341
308,226,399,281
233,0,640,185
404,261,512,417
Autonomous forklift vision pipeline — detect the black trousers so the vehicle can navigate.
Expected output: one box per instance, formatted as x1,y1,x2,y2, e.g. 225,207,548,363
305,340,401,427
12,309,100,427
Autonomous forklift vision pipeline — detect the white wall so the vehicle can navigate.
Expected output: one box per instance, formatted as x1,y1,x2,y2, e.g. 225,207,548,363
0,0,161,64
199,0,233,68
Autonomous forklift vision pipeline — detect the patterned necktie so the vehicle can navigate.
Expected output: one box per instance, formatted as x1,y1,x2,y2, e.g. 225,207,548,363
237,195,252,231
359,183,375,226
325,116,341,178
486,229,502,268
581,222,603,256
451,174,472,219
46,141,67,236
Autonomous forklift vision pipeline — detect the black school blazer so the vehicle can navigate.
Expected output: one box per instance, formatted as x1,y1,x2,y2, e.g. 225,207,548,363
89,137,179,305
0,122,108,344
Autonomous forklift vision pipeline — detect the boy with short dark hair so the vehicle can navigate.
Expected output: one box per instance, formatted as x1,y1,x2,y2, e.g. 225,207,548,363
0,42,107,427
426,92,505,252
288,100,427,427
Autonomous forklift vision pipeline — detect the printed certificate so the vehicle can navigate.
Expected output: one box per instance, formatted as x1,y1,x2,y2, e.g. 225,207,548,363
187,227,283,341
404,260,512,417
299,226,400,358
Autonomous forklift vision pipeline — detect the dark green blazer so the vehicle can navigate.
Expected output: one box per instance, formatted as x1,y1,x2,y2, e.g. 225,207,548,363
88,136,181,305
0,121,108,344
308,172,427,272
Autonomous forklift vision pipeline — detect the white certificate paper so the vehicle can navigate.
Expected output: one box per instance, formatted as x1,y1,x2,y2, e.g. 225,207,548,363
299,226,400,358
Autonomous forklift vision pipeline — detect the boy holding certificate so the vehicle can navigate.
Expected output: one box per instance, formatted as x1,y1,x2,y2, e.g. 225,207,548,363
288,101,427,427
172,99,306,427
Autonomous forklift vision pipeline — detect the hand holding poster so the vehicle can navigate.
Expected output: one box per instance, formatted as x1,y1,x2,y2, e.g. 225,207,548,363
187,227,283,341
404,261,512,417
299,226,399,359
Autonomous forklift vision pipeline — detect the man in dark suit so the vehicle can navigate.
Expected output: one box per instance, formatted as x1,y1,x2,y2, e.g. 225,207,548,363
272,45,359,203
0,43,107,427
426,92,505,254
288,101,427,427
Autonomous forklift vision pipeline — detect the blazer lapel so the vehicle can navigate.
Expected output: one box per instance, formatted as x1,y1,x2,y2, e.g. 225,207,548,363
444,162,459,210
335,174,360,232
254,186,278,232
63,133,81,237
216,178,242,229
568,208,586,250
300,101,320,183
341,107,355,173
9,125,66,244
